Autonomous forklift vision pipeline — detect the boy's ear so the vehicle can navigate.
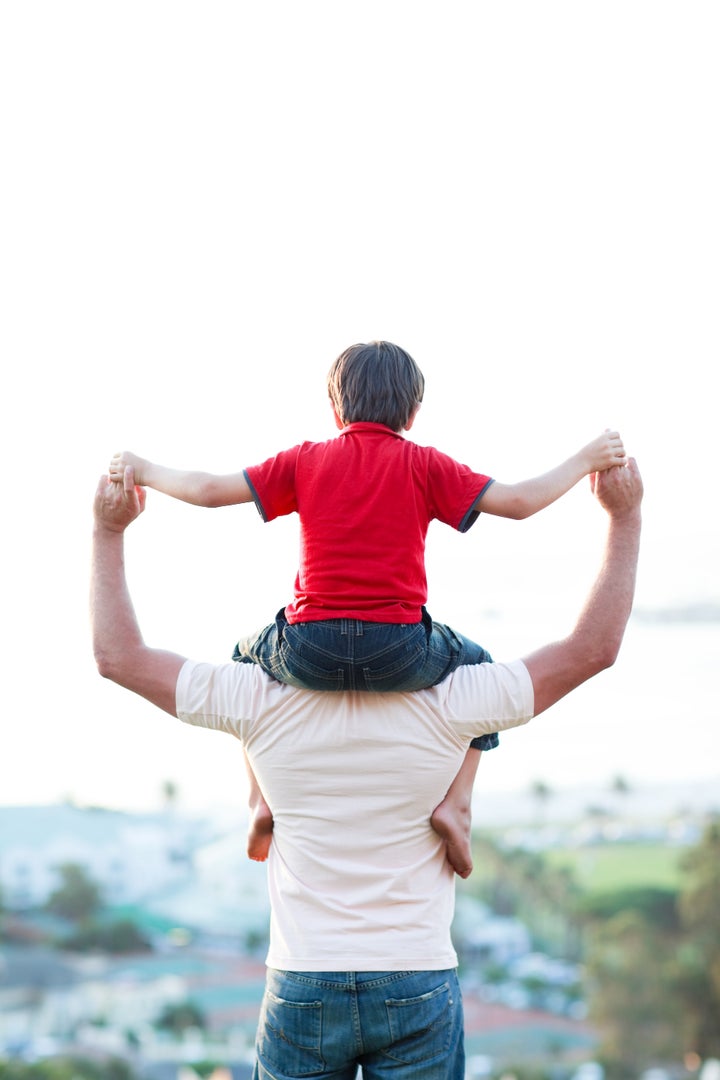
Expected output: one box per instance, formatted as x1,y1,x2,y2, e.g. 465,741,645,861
331,403,345,430
404,403,421,432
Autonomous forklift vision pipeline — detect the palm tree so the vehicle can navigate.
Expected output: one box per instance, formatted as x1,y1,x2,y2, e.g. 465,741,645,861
161,778,179,812
610,774,631,797
530,778,553,828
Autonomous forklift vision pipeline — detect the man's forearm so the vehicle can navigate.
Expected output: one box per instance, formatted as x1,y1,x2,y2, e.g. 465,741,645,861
571,508,641,669
91,490,185,716
523,463,642,716
91,523,143,678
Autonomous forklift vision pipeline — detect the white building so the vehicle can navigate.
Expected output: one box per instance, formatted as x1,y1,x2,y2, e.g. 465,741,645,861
142,831,270,939
0,805,214,910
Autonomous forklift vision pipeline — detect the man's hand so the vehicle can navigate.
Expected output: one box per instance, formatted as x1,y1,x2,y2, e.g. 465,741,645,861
94,472,146,533
591,458,643,519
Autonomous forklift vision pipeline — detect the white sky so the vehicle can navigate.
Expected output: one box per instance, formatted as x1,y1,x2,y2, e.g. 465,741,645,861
1,2,718,814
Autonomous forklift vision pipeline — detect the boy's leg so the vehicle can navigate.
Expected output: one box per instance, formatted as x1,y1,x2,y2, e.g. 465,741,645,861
234,611,348,690
234,619,286,861
235,615,360,860
423,616,497,878
243,749,274,863
430,747,482,879
239,616,425,692
233,611,285,673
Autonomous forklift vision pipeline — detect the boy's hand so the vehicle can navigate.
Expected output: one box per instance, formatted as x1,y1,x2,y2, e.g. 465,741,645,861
583,429,627,473
109,451,146,490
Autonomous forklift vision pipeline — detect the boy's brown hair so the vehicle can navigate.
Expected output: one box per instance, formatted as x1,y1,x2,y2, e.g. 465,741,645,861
327,341,425,432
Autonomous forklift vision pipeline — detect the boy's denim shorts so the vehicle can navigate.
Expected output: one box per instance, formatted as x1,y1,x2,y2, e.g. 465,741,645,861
233,608,499,751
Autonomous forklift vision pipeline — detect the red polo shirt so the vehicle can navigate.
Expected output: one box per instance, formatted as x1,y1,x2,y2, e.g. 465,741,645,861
244,423,494,624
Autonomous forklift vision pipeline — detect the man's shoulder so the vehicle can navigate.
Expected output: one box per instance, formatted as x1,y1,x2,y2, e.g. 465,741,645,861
176,659,293,726
427,659,534,724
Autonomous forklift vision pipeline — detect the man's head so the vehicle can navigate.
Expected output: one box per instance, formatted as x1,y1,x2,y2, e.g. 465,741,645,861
327,341,425,432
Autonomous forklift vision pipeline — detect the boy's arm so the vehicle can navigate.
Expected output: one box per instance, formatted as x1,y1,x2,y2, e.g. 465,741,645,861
109,451,253,507
477,430,627,520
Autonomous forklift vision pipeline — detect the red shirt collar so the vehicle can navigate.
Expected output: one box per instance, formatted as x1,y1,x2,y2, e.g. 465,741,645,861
339,422,402,438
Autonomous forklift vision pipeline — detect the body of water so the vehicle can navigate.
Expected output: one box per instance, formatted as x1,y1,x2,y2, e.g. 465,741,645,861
467,615,718,799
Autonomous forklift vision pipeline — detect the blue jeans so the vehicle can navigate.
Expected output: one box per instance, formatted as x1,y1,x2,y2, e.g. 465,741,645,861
233,609,498,751
252,968,465,1080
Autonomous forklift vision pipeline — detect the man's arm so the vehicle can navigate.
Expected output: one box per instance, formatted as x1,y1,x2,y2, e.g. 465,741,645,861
524,459,642,716
478,430,627,520
91,474,187,714
109,451,253,508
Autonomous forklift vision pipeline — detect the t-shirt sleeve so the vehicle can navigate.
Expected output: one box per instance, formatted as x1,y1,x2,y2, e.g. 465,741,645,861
424,446,494,533
432,658,534,741
244,444,302,523
175,659,275,741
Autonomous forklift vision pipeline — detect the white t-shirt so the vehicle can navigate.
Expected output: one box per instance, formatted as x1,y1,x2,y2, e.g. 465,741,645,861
176,658,534,971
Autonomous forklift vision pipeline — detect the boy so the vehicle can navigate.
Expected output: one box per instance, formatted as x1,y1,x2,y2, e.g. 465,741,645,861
110,340,626,875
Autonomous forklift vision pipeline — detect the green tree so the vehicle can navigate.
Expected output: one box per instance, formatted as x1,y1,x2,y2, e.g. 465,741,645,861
675,820,720,1058
63,917,151,954
465,835,584,958
584,908,683,1078
583,823,720,1075
45,863,102,923
577,885,678,931
0,1057,136,1079
155,999,207,1035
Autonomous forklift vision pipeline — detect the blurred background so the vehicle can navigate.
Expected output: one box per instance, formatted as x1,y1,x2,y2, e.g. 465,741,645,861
1,2,718,1078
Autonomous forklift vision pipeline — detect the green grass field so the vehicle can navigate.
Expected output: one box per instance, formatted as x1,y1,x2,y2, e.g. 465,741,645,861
545,841,684,893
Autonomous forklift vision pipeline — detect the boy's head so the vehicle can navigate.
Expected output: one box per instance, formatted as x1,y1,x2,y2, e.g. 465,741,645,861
327,341,425,432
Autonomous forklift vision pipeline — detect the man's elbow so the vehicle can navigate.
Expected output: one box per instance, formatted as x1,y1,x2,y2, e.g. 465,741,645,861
94,647,121,684
585,638,622,677
94,643,137,687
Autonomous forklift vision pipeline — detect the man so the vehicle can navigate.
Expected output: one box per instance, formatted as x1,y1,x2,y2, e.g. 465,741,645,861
91,459,642,1080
